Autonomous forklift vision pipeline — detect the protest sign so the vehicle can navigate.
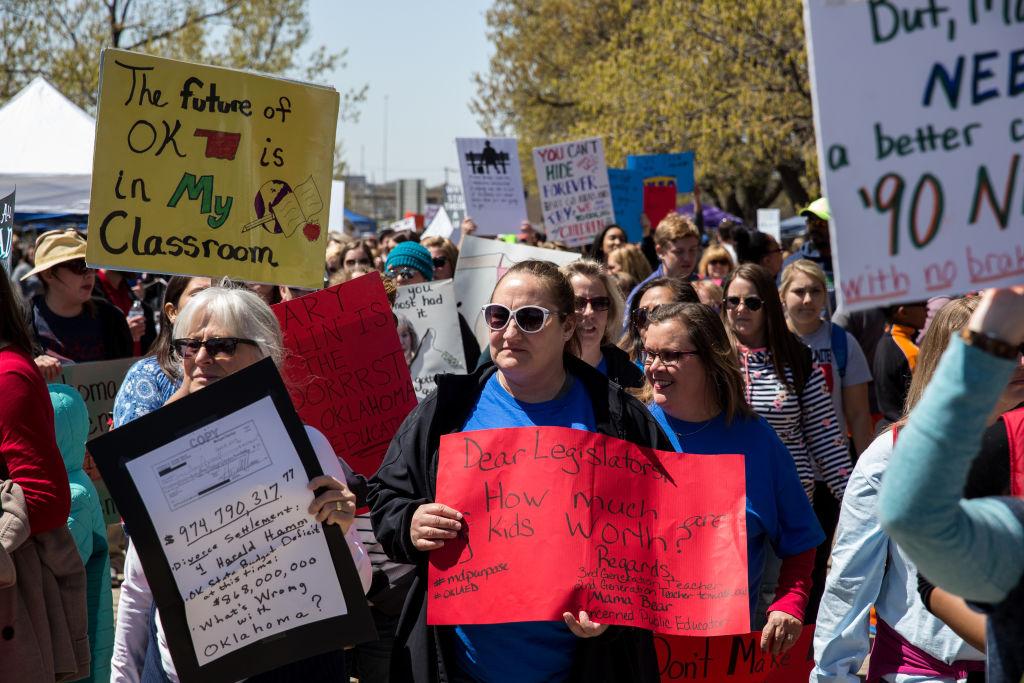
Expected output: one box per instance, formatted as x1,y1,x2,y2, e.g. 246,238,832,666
86,49,338,288
805,3,1024,311
655,626,815,682
608,168,644,243
427,427,750,637
627,152,696,193
756,209,781,242
443,182,466,225
88,358,374,682
388,216,418,233
456,138,528,235
454,235,580,348
393,279,467,399
327,180,345,234
273,274,416,478
0,190,13,275
422,206,455,240
53,357,136,524
533,136,614,247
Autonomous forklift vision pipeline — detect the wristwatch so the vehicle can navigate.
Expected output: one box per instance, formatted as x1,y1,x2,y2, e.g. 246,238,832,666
960,327,1020,360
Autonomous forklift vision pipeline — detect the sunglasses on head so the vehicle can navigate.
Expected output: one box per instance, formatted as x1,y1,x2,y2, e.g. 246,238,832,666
574,296,610,313
385,267,419,280
432,256,448,268
481,304,557,334
631,305,655,330
59,259,91,275
172,337,259,358
724,295,764,311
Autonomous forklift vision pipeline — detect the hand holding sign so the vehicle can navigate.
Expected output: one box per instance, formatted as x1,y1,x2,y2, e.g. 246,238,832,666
307,475,357,531
562,611,609,639
411,503,464,551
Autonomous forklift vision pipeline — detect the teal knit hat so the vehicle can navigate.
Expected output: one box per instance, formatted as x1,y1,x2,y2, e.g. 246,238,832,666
385,241,434,281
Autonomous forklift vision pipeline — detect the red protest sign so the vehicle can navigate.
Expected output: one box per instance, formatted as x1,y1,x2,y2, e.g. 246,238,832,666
427,427,749,636
655,627,815,682
273,274,417,478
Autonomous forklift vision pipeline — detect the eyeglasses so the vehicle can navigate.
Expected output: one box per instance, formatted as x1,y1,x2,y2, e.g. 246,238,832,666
708,259,730,266
385,267,419,280
574,296,611,313
481,304,557,334
724,295,764,311
58,259,91,275
432,256,448,268
642,347,700,367
344,258,371,267
631,305,656,331
172,337,259,358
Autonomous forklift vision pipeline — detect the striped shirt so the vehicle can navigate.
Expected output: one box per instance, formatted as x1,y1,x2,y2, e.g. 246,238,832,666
737,345,852,502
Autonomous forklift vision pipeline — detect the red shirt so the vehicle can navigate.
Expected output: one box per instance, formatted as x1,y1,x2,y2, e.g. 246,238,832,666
0,346,70,533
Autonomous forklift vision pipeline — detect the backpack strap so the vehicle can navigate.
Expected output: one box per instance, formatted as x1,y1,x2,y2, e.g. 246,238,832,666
831,322,848,380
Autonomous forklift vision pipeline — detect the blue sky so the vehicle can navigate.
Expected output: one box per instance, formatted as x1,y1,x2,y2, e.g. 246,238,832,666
308,0,492,186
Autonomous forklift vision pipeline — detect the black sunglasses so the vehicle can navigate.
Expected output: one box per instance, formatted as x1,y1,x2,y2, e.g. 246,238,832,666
385,267,419,280
172,337,259,358
574,296,611,313
724,295,764,311
481,304,556,334
58,259,91,275
432,256,448,268
631,305,655,330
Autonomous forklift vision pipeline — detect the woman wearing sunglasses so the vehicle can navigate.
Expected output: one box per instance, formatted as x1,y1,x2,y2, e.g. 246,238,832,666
697,245,735,285
421,236,458,281
619,277,700,365
643,302,824,657
560,260,642,388
112,286,371,683
21,229,133,380
369,260,671,683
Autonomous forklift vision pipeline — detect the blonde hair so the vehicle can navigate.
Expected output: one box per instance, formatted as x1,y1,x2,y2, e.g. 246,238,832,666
420,236,459,271
608,243,653,283
560,259,624,346
693,279,723,308
899,296,979,423
698,245,734,277
780,259,828,296
654,213,699,246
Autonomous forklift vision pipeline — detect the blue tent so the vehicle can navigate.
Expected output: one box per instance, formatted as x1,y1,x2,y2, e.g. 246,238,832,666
344,208,377,235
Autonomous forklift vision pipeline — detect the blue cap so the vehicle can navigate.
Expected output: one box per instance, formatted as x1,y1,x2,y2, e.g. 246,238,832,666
385,241,434,281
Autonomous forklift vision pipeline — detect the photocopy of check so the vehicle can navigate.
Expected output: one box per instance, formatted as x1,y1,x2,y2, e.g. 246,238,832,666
126,396,347,665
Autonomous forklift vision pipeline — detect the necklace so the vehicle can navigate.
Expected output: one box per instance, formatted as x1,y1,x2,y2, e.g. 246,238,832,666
670,415,715,450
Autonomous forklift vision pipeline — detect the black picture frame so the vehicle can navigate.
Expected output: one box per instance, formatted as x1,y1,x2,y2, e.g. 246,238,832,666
89,357,375,682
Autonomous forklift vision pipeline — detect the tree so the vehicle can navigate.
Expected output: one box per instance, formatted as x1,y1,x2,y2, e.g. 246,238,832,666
0,0,366,121
473,0,818,221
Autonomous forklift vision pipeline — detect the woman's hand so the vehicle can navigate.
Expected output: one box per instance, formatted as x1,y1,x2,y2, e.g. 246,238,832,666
409,503,462,551
760,610,802,655
461,217,477,237
307,475,357,534
562,611,608,638
969,286,1024,344
34,355,61,381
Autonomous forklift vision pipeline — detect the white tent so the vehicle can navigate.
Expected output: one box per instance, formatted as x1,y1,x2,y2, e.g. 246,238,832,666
0,77,95,215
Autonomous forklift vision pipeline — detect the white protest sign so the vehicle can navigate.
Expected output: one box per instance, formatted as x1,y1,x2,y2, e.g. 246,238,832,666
393,279,467,399
456,138,528,235
388,216,417,233
757,209,781,242
532,136,614,248
454,235,580,348
328,180,345,234
124,395,346,666
422,206,455,240
805,1,1024,311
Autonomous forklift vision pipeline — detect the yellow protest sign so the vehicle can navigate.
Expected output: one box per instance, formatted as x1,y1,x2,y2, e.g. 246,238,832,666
87,49,339,288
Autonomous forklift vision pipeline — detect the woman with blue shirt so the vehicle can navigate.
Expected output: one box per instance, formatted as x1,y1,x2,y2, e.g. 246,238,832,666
112,276,211,427
369,260,672,683
560,259,643,388
643,302,824,656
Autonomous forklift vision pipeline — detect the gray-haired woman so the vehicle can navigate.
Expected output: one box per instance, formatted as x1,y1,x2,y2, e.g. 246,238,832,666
111,286,371,683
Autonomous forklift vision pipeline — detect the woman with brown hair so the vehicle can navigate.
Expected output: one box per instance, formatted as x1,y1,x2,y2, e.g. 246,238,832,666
369,260,671,683
643,302,823,656
420,236,459,281
619,276,700,363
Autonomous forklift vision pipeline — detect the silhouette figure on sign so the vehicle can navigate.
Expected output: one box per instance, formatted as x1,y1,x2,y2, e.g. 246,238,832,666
465,140,509,175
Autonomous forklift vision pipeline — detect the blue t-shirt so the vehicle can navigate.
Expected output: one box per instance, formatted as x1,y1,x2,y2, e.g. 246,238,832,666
455,372,595,683
648,403,824,618
596,355,608,377
113,356,180,428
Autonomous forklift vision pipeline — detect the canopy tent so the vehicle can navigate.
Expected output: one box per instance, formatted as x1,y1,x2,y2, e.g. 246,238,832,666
676,202,744,229
344,207,377,235
0,77,95,216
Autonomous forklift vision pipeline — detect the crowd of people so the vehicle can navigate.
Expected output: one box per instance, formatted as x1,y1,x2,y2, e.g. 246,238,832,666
1,196,1021,682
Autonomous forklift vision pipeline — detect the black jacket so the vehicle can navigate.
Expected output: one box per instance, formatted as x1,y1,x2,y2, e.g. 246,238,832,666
601,343,644,389
368,354,672,683
28,295,133,361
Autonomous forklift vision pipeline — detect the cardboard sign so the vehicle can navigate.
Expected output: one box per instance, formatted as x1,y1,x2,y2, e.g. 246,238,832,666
756,209,781,242
608,168,644,243
88,358,374,682
0,190,13,275
456,137,528,235
54,357,137,524
273,274,416,478
533,137,614,247
86,49,338,288
393,279,468,400
454,235,580,348
427,427,750,637
655,627,815,682
627,152,696,193
805,2,1024,311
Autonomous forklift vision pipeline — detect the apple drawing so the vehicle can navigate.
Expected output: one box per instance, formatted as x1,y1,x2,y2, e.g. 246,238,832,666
302,222,321,242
